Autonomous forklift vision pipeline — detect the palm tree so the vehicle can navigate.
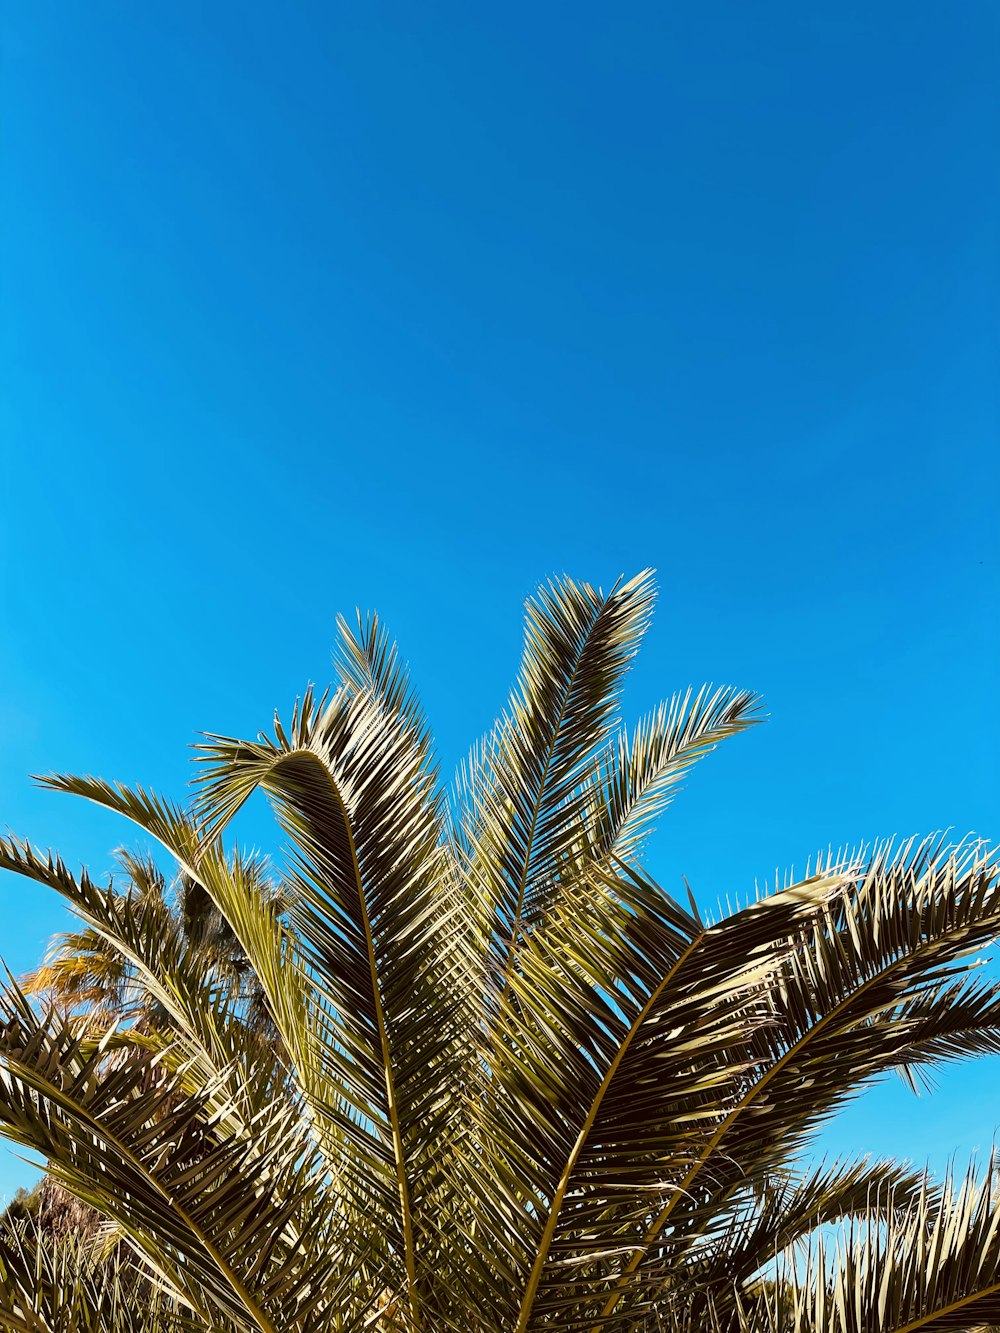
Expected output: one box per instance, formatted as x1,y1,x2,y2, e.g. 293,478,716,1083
1,571,999,1332
21,850,282,1041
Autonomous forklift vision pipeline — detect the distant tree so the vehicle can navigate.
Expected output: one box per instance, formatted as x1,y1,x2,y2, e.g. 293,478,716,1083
22,850,282,1042
4,1176,99,1241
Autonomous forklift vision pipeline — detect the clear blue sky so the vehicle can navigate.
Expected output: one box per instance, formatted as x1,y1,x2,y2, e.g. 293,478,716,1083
1,3,997,1200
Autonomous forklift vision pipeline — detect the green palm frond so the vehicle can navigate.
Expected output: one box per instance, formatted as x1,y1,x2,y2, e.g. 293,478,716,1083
23,786,344,1131
0,986,280,1331
0,1218,202,1333
596,837,1000,1325
192,671,470,1325
671,1157,937,1319
581,684,763,865
493,861,848,1330
0,836,286,1125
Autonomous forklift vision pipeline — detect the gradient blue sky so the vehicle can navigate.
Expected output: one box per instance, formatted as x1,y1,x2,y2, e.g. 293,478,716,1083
1,3,997,1200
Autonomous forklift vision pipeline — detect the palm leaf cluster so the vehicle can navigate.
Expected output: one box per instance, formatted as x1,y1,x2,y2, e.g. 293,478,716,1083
20,850,279,1040
0,572,998,1331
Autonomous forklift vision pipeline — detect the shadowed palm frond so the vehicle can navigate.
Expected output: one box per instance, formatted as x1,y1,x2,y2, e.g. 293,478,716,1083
0,978,347,1333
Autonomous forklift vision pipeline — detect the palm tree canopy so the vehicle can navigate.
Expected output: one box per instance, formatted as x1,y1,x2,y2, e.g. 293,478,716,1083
0,572,998,1332
21,851,282,1040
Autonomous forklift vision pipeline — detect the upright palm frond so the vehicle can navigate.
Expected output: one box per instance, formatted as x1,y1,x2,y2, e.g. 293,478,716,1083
457,572,656,988
0,572,997,1332
193,651,470,1327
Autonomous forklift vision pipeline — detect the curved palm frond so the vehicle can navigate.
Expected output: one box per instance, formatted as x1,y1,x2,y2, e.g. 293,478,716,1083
582,683,764,866
776,1160,1000,1333
595,838,1000,1326
192,665,471,1326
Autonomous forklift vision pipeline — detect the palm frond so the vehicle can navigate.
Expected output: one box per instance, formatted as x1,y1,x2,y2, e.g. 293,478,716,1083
582,684,763,866
779,1159,1000,1332
495,861,848,1331
0,976,345,1333
0,1218,203,1333
596,837,1000,1324
667,1156,937,1321
23,783,349,1156
456,571,656,991
193,676,471,1326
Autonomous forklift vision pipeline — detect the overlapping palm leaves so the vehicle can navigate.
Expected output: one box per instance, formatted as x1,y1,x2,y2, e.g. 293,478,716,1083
0,572,998,1331
0,1219,200,1333
20,849,281,1042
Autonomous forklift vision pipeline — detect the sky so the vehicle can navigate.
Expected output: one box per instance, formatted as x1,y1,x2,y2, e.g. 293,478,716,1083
1,2,998,1200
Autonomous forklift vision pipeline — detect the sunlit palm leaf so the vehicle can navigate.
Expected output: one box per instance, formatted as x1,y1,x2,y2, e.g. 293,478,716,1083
582,684,763,866
193,666,472,1325
456,571,655,990
0,1219,202,1333
777,1160,1000,1332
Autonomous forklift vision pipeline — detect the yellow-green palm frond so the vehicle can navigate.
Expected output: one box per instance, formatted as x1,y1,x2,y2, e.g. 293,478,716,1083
593,837,1000,1326
0,1217,203,1333
192,669,473,1326
456,571,656,986
581,683,763,867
